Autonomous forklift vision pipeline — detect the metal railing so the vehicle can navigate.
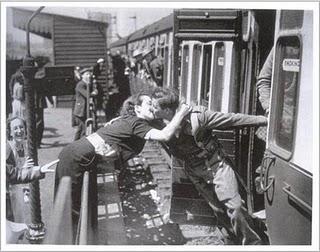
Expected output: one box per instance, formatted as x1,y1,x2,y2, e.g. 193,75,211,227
44,177,73,244
75,169,98,245
76,172,89,244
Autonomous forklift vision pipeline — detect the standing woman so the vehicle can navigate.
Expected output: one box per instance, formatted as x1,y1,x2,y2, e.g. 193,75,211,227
55,92,190,227
6,117,58,243
6,117,31,223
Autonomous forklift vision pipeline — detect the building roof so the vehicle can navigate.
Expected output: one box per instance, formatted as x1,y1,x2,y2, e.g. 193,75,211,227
127,13,173,43
109,13,173,49
11,7,108,39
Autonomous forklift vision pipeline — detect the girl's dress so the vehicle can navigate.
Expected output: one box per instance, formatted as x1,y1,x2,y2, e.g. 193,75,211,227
11,81,26,119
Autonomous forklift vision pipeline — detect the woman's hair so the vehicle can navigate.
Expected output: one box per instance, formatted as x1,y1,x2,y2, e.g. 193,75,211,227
6,116,26,140
120,91,150,116
151,87,179,111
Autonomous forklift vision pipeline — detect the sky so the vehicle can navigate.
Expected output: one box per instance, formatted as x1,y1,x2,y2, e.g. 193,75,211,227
6,6,173,43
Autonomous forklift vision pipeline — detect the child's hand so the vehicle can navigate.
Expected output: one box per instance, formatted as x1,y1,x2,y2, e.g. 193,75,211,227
22,157,34,169
40,159,59,173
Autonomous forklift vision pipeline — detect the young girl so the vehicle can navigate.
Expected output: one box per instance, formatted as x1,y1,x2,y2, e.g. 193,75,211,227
55,92,190,224
11,74,25,119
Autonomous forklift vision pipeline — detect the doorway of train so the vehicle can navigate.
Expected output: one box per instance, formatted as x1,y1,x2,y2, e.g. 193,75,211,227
172,9,276,222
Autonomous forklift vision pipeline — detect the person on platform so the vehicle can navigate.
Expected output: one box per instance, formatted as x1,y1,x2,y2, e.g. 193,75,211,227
33,57,54,148
10,71,26,119
93,58,105,110
73,67,97,141
150,87,269,245
141,48,164,87
6,117,58,243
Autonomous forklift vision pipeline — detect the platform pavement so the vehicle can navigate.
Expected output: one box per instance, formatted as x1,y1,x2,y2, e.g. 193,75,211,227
37,108,75,226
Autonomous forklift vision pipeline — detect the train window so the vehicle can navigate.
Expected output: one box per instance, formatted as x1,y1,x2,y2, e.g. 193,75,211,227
180,44,189,100
163,46,169,87
210,42,225,111
200,44,212,107
190,44,202,104
273,36,300,154
280,10,304,30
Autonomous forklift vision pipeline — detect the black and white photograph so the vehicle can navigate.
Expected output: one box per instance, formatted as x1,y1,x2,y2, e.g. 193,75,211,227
1,1,319,250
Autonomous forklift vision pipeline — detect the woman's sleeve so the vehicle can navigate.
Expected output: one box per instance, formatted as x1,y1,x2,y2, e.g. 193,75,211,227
6,142,43,184
132,119,154,138
7,164,43,185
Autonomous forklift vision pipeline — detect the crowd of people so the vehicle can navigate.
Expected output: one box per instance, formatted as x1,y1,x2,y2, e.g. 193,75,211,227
6,46,273,245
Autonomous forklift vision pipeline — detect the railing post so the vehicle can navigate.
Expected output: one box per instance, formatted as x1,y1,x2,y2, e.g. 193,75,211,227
78,172,89,245
21,56,45,243
21,6,46,243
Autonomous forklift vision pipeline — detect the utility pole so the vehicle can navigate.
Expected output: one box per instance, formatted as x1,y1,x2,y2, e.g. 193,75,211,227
129,15,137,32
111,15,120,40
21,6,46,244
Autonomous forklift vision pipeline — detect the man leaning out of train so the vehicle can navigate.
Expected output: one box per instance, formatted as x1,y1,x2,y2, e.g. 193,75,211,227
150,87,269,245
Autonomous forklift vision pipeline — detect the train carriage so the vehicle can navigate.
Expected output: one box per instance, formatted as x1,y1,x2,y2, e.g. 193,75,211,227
100,8,315,245
261,10,313,245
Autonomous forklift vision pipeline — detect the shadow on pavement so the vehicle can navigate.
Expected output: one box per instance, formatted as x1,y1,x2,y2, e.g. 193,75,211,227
40,141,69,149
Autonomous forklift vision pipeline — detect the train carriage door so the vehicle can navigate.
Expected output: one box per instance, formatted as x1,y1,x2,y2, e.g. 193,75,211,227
237,11,265,215
262,10,312,245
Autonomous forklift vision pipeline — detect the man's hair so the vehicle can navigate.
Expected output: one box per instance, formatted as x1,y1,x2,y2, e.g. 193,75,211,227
120,91,150,116
151,87,179,111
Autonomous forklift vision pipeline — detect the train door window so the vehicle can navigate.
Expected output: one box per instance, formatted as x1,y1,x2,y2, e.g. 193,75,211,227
200,44,212,107
271,36,300,158
210,42,225,111
180,44,189,100
189,44,202,105
163,46,169,86
168,32,173,87
280,10,304,30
